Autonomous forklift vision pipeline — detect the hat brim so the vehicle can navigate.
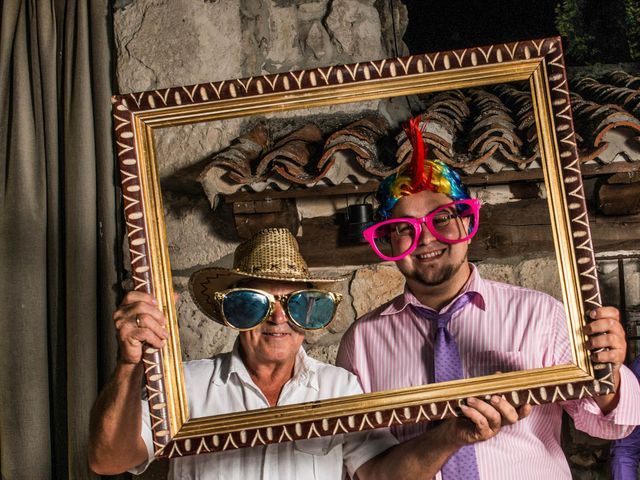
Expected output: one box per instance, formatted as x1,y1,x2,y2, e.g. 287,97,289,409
189,267,347,325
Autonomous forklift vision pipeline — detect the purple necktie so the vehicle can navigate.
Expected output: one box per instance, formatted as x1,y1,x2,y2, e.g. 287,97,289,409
415,292,480,480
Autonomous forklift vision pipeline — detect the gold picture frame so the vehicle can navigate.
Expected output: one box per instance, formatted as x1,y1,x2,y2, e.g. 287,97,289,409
111,36,612,459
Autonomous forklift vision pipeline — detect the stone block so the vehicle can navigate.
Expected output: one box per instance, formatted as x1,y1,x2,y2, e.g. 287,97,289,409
297,197,349,220
241,0,388,73
473,184,516,205
477,256,562,301
305,344,339,365
174,275,237,361
114,0,243,92
325,0,384,63
351,264,405,318
163,193,239,272
475,261,517,285
155,120,244,178
376,0,409,57
262,4,303,70
516,256,563,302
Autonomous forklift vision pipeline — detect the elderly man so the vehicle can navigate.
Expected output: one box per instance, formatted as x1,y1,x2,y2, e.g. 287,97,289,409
337,117,640,479
89,228,528,479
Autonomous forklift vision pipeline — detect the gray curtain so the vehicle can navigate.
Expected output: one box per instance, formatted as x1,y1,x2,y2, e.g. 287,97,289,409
0,1,119,478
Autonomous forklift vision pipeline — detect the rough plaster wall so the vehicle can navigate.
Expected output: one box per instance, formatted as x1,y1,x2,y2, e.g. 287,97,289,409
114,0,244,92
114,0,396,93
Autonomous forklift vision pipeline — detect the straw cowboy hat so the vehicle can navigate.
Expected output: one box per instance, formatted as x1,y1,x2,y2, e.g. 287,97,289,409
189,227,346,324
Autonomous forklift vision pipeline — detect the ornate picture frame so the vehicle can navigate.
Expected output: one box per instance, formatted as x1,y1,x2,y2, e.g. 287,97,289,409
111,36,611,459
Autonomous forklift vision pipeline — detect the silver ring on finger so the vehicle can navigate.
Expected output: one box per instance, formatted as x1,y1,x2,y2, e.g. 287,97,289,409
135,315,141,328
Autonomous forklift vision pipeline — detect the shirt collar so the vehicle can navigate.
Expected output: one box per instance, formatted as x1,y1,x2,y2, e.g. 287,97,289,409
214,338,319,391
380,263,487,316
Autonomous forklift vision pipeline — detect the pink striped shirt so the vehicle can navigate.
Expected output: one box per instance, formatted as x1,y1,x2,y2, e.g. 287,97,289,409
337,265,640,479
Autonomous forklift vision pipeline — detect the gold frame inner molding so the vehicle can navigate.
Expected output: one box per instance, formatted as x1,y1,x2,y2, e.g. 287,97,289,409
111,37,611,459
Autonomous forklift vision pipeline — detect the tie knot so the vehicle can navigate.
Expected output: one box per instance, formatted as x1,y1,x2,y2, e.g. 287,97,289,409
436,314,452,329
413,291,475,327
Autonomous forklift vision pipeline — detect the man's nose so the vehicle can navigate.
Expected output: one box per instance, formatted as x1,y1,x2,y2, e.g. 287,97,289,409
417,219,437,244
268,300,288,324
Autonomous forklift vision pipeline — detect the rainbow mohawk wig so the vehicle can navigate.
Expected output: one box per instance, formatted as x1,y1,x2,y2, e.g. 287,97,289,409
376,116,470,220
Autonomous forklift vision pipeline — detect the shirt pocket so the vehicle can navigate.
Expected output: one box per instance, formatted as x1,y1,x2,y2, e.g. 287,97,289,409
293,436,343,479
468,350,525,378
191,447,245,480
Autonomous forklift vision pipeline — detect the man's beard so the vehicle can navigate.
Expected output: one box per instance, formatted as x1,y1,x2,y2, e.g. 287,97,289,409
403,255,466,287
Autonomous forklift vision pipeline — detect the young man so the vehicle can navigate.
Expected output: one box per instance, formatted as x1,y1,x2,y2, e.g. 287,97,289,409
337,118,640,479
89,228,526,479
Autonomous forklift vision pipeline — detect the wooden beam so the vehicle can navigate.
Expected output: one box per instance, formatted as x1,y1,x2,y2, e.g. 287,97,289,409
299,215,381,267
225,181,379,203
223,163,640,203
298,199,640,267
596,182,640,215
233,199,299,239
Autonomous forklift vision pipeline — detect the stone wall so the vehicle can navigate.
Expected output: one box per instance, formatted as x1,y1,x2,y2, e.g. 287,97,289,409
114,0,404,93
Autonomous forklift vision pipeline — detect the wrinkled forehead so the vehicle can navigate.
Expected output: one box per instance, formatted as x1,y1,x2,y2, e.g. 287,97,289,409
391,190,455,218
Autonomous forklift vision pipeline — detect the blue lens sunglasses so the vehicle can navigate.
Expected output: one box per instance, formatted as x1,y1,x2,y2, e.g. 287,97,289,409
212,288,343,331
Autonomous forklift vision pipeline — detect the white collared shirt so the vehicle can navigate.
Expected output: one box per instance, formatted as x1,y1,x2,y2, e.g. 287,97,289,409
134,344,397,480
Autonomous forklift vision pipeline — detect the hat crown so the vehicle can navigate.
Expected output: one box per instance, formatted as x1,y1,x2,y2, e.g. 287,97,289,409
232,228,310,280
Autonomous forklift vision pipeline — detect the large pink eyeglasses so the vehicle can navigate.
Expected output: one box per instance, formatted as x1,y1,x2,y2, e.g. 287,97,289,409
362,199,481,261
